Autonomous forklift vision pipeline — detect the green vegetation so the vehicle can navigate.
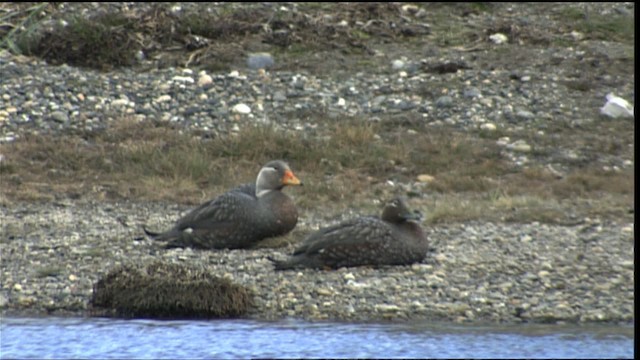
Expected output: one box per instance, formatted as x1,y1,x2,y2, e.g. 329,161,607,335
556,5,635,44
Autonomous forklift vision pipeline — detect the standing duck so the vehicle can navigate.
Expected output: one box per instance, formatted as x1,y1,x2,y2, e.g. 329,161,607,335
144,160,302,249
270,197,427,270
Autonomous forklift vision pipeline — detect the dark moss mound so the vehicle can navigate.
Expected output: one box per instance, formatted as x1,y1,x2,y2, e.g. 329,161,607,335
90,261,253,319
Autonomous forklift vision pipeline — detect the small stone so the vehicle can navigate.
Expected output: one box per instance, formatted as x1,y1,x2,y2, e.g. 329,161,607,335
620,260,633,269
375,304,400,312
417,174,435,183
434,254,447,262
509,140,532,153
496,136,511,146
69,274,78,282
600,93,634,118
273,91,287,102
232,103,251,114
50,111,68,123
401,4,419,14
537,270,550,278
171,76,194,84
13,283,22,292
435,96,453,108
198,73,213,87
480,123,496,131
520,235,532,243
541,262,553,271
247,53,274,70
316,288,333,296
391,59,405,70
516,110,535,119
155,95,172,103
18,296,35,306
111,99,129,107
343,273,355,281
570,31,584,41
464,87,481,98
489,33,508,44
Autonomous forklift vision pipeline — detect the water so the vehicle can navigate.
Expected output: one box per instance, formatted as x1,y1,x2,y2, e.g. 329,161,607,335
1,317,633,359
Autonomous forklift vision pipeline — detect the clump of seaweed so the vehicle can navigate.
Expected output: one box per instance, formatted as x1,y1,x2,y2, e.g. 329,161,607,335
90,261,253,319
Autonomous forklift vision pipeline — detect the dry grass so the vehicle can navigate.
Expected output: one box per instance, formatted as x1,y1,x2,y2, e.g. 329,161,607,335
0,116,633,225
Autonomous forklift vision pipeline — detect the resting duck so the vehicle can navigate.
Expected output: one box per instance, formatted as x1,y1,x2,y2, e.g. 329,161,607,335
144,160,302,249
270,196,427,270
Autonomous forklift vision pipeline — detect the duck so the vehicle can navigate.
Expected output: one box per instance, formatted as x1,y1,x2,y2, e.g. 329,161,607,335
270,196,427,270
144,160,302,249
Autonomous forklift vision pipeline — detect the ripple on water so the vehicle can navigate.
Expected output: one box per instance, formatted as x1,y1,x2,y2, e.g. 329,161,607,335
0,317,634,359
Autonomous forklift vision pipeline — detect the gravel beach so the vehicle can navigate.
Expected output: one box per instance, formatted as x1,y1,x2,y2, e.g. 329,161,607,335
0,200,634,323
0,2,634,323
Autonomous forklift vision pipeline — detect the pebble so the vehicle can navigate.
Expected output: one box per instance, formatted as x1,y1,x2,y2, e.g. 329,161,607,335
489,33,508,44
516,110,535,120
463,87,481,98
480,123,497,131
198,73,213,87
316,288,333,296
509,140,532,153
435,96,453,108
154,95,172,103
391,59,405,70
417,174,435,183
247,53,274,70
343,273,355,281
232,103,251,114
49,111,69,123
171,76,194,84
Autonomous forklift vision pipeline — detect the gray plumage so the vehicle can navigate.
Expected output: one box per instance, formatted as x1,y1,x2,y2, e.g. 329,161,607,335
270,197,427,270
144,160,302,249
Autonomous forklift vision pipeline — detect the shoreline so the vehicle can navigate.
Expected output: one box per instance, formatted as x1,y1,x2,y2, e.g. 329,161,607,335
1,200,634,325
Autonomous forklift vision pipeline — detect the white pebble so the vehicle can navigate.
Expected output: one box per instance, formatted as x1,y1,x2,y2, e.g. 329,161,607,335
480,123,497,131
198,74,213,87
154,95,172,103
489,33,508,44
111,99,129,107
600,93,634,118
232,103,251,114
171,76,194,84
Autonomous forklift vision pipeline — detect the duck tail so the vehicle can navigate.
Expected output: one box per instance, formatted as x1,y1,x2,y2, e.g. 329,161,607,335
267,255,295,271
142,226,161,239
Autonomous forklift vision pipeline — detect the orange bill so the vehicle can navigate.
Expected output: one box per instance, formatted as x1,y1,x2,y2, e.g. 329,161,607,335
282,169,302,186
